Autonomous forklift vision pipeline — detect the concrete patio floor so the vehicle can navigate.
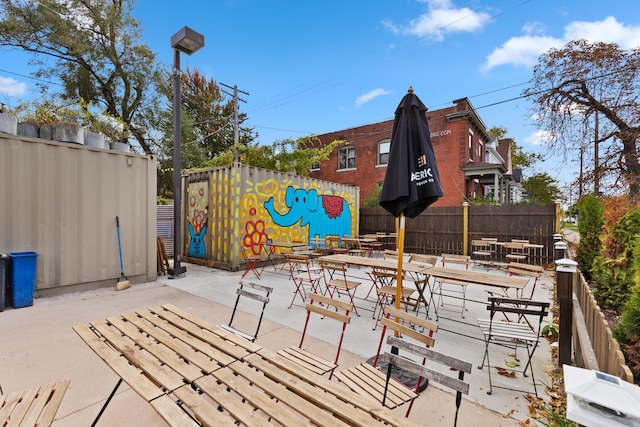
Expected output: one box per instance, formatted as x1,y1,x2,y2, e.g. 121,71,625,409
0,256,557,426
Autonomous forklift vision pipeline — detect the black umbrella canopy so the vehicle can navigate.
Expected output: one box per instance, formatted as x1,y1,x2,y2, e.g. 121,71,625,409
379,88,444,218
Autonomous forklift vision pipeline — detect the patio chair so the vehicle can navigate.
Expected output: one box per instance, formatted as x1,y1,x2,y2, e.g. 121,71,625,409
241,247,261,279
320,259,362,316
334,306,438,417
504,242,528,262
508,262,544,299
368,265,415,329
381,336,472,427
277,293,352,379
285,253,323,308
0,380,70,427
471,239,493,267
218,281,273,342
477,296,550,397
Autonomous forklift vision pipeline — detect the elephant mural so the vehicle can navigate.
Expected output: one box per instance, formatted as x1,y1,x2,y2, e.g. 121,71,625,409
263,187,352,244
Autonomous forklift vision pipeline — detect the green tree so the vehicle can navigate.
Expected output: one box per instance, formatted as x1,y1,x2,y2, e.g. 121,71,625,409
0,0,163,154
576,194,604,282
522,172,560,204
205,137,346,177
158,67,255,167
363,184,382,208
524,40,640,202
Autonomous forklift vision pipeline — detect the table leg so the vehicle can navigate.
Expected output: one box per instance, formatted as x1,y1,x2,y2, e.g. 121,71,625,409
91,378,123,427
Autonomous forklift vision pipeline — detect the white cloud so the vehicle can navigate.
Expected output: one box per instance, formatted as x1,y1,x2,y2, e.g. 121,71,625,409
564,16,640,49
525,129,555,147
0,77,28,97
482,35,562,71
386,0,492,41
483,16,640,71
354,88,391,107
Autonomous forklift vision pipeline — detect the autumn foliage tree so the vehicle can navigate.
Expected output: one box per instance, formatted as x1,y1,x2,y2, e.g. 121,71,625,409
525,40,640,201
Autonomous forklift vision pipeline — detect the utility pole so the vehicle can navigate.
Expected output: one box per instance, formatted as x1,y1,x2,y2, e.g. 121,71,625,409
594,111,599,195
220,83,249,163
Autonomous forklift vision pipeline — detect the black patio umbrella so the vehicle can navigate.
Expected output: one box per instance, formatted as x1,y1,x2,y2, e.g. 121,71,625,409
379,87,443,310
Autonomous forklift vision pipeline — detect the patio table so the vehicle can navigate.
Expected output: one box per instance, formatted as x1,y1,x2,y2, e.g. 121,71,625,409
73,303,419,426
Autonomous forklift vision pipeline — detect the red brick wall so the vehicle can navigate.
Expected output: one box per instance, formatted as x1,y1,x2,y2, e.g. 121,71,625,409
311,99,488,207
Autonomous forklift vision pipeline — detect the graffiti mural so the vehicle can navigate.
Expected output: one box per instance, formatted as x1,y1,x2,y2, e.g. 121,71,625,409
263,186,352,244
187,182,208,258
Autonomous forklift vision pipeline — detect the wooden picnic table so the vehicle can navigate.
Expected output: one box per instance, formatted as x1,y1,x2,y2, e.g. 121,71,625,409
73,303,420,427
0,380,70,427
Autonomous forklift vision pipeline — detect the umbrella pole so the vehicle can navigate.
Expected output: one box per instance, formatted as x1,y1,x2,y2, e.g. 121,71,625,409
394,213,406,338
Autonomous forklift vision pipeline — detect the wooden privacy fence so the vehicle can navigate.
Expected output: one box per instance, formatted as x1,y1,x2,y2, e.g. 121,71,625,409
573,272,634,382
360,204,558,265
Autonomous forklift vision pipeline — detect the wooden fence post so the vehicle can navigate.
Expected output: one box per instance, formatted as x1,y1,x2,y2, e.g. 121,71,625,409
556,258,578,367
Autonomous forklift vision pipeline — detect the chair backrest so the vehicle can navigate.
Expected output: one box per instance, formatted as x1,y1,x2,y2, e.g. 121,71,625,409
218,281,273,342
381,336,471,426
487,296,549,334
299,293,353,365
408,253,437,267
285,253,312,276
384,249,399,260
471,240,492,250
440,254,470,269
508,262,543,298
373,305,438,366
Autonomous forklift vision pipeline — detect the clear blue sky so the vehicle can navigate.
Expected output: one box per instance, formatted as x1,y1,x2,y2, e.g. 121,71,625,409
1,0,639,189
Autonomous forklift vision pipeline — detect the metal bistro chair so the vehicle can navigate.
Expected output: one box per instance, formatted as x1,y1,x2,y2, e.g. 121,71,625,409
320,259,362,316
241,247,261,279
381,336,472,427
477,296,550,397
285,253,323,308
277,293,353,379
218,281,273,342
334,306,438,417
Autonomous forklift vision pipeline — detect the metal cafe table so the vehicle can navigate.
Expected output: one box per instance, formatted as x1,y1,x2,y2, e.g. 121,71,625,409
74,303,420,426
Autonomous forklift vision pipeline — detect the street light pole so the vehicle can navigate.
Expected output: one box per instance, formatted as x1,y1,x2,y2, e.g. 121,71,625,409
168,26,204,279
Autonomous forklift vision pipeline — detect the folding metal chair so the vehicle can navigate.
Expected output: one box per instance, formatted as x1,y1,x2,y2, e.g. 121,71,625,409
277,293,352,379
241,247,261,279
477,296,550,397
381,336,472,427
320,259,362,316
334,306,438,417
218,281,273,342
369,265,415,329
285,253,323,308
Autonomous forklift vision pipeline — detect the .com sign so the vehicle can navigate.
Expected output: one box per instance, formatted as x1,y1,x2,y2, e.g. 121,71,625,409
430,129,451,138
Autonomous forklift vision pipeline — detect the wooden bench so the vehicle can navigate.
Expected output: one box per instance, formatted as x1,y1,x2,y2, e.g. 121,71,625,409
440,253,470,270
0,380,70,427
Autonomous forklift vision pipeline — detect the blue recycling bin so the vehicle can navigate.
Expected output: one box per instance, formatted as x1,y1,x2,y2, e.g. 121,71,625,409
9,251,38,308
0,254,7,311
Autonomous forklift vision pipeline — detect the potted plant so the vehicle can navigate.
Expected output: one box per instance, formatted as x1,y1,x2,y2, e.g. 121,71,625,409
0,104,18,135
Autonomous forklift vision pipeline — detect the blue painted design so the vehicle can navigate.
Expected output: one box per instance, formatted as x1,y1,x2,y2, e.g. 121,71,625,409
264,186,352,244
188,222,207,258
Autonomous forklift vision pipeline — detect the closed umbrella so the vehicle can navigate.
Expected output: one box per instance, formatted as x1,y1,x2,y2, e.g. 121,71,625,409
379,87,443,310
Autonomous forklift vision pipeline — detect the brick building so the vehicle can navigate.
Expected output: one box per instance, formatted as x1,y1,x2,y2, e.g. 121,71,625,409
310,97,523,207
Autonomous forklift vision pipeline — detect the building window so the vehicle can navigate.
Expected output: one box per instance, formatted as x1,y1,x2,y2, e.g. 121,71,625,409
338,146,355,170
310,161,320,171
378,139,390,165
468,131,473,161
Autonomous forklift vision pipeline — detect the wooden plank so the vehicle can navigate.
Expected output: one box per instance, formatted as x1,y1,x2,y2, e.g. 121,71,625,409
155,305,261,356
110,314,206,382
238,356,376,427
277,347,335,375
379,317,435,347
139,310,236,367
130,310,228,373
3,387,38,427
72,324,164,402
34,380,70,427
170,384,245,427
90,319,186,392
148,393,201,427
